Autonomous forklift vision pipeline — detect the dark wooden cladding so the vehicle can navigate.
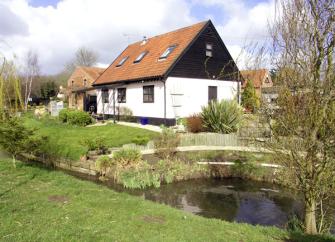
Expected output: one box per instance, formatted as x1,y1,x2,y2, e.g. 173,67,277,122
169,24,239,81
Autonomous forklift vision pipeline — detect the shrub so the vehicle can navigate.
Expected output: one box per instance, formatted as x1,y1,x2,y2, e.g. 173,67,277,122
131,136,150,146
241,80,260,112
83,137,108,154
186,114,204,133
95,155,111,175
176,118,186,126
154,127,180,159
58,108,73,123
201,100,243,134
118,106,133,122
0,117,48,165
67,110,92,126
119,166,161,189
112,148,142,167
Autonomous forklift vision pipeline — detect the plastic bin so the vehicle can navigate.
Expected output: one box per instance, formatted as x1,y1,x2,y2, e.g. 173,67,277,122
140,117,148,125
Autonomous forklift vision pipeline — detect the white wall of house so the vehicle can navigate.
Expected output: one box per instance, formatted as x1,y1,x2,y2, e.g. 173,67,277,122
96,77,238,119
165,77,238,118
97,81,165,118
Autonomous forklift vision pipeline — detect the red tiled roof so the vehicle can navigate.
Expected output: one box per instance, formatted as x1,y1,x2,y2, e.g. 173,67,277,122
80,66,105,80
241,69,268,88
94,21,209,85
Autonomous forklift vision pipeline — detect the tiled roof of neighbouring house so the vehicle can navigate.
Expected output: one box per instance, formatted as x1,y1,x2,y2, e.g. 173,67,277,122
80,66,105,80
241,69,269,88
93,20,209,85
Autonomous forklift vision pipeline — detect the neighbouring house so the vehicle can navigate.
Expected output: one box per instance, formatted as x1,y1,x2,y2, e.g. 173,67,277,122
241,69,273,97
93,20,242,126
67,66,105,112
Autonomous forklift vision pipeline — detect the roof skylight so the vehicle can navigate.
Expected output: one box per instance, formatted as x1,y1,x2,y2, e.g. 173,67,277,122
159,45,176,59
116,56,129,67
134,51,148,63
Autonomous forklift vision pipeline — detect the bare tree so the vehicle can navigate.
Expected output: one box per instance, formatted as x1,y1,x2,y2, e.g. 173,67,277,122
65,47,98,72
265,0,335,234
23,50,40,110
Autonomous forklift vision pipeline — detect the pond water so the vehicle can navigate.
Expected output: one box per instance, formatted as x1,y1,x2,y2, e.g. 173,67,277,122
120,178,305,228
69,169,304,228
64,169,335,233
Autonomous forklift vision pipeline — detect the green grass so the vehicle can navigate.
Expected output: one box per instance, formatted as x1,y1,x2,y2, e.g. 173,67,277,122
23,117,157,160
1,159,334,242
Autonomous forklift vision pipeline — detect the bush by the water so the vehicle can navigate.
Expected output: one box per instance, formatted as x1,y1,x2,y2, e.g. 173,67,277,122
83,137,108,155
112,148,142,167
95,147,208,189
95,155,111,175
201,100,243,134
154,127,180,159
186,114,204,133
59,108,92,126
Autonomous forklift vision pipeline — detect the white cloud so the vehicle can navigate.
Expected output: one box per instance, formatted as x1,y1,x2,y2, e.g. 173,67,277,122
0,0,196,74
191,0,275,69
0,0,274,74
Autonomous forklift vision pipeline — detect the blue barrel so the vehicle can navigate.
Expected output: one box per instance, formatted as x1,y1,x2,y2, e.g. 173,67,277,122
140,117,148,125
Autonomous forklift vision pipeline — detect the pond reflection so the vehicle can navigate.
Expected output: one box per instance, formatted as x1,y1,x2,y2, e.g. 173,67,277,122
133,178,304,228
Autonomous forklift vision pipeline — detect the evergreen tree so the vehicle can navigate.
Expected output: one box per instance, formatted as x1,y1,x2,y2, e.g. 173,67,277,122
241,80,260,112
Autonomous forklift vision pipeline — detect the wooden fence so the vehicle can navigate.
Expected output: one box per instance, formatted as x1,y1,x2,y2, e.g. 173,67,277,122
122,132,264,151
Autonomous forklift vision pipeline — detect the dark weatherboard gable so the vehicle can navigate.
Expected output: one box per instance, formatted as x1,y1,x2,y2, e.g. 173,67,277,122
168,22,239,81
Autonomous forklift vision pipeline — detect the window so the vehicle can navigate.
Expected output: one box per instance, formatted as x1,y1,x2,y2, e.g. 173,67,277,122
102,89,109,103
71,80,74,87
159,45,176,59
206,43,213,57
117,88,126,103
83,79,87,86
143,85,154,103
134,51,148,63
208,86,217,102
265,77,270,83
116,56,129,67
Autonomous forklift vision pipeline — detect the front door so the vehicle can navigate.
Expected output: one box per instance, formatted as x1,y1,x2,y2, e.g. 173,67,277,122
208,86,217,102
84,95,97,113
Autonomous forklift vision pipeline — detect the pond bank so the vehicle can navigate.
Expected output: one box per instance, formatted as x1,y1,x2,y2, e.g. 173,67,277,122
4,158,333,242
18,152,335,235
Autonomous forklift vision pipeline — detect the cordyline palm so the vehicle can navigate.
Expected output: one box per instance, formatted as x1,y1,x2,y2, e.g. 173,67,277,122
201,100,243,134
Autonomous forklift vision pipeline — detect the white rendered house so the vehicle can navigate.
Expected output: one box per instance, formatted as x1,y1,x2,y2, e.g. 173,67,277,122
93,20,242,126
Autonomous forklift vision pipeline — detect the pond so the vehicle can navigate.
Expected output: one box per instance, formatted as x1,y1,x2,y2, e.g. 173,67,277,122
120,178,305,228
65,169,335,233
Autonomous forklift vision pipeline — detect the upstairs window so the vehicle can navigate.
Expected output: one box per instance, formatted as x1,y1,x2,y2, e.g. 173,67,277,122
206,43,213,57
83,79,87,86
117,88,126,103
116,56,129,67
102,89,109,103
134,51,148,63
71,80,74,87
159,45,176,59
143,85,154,103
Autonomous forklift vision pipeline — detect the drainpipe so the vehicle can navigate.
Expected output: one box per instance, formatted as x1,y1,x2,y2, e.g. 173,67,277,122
160,79,167,126
113,88,116,124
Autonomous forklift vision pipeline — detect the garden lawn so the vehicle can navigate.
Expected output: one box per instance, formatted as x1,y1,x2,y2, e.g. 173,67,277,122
23,117,157,160
1,159,334,242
